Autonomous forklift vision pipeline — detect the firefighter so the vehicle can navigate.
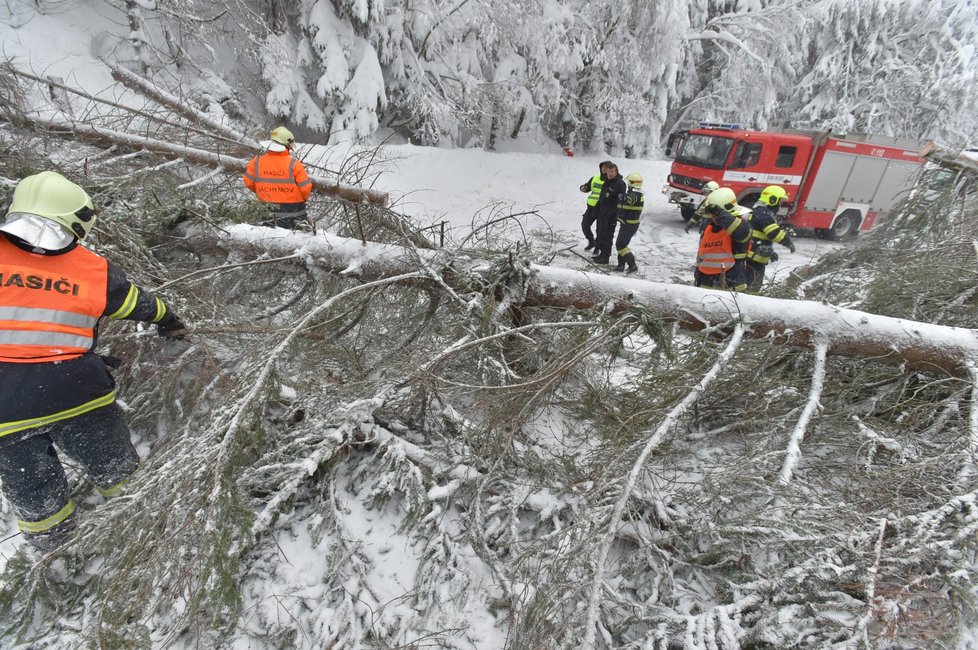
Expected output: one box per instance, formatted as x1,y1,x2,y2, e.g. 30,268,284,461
613,172,644,273
580,161,610,251
694,187,752,290
746,185,796,292
243,126,314,230
684,180,720,234
0,171,187,552
590,162,627,265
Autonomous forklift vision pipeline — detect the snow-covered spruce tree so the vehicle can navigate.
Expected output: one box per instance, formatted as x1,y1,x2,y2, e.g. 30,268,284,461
679,0,978,145
63,0,978,151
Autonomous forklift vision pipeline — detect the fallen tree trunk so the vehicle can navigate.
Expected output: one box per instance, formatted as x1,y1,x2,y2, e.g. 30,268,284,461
920,141,978,176
6,114,389,206
195,225,978,375
105,61,260,149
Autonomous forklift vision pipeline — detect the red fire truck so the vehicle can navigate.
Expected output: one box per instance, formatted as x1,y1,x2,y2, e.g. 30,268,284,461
662,123,925,239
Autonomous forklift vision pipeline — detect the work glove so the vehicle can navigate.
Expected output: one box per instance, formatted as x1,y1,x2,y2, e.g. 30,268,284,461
99,354,123,369
770,251,779,262
785,239,796,254
156,312,188,340
684,220,693,234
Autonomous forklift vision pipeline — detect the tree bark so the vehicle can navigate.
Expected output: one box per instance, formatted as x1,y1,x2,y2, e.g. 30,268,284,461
195,225,978,375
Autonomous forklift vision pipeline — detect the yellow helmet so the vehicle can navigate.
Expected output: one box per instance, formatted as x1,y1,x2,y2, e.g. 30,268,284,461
701,180,720,195
625,172,643,188
705,187,737,211
269,126,295,147
1,171,96,248
759,185,788,207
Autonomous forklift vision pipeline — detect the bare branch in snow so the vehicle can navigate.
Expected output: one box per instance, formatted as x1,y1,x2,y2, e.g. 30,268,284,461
104,60,259,148
779,339,828,485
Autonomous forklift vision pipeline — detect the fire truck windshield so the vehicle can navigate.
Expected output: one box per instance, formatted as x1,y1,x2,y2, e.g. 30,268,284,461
675,134,733,169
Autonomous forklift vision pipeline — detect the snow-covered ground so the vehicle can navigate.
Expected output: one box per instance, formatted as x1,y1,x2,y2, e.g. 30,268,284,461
349,144,844,286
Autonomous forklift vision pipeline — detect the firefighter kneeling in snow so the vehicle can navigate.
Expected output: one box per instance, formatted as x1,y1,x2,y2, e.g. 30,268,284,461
0,172,187,552
243,126,313,230
745,185,796,292
694,187,752,290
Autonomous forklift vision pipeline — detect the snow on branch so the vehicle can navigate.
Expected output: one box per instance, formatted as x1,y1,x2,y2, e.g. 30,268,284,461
198,225,978,376
920,141,978,176
779,339,828,485
688,29,764,65
104,60,260,149
581,324,746,650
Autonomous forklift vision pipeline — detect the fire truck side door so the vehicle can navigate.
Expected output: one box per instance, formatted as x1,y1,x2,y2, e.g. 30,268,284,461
773,142,810,186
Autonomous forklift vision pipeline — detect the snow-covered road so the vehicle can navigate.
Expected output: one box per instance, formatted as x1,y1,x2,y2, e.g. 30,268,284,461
332,143,847,287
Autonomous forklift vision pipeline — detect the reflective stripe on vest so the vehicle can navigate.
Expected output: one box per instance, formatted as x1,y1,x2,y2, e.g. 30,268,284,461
617,193,644,224
0,237,108,362
587,175,604,207
697,227,735,274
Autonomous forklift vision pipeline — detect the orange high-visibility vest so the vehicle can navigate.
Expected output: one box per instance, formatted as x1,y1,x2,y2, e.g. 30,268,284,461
696,227,735,275
243,150,313,204
0,237,108,363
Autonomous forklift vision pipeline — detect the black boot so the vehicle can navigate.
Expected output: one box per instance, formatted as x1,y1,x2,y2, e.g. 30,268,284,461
23,517,77,553
584,241,595,251
626,264,639,274
614,260,626,272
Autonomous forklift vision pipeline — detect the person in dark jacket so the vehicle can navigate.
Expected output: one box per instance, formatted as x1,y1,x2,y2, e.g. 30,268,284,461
580,161,610,251
591,162,627,264
745,185,795,291
613,172,644,273
694,187,752,290
0,171,187,552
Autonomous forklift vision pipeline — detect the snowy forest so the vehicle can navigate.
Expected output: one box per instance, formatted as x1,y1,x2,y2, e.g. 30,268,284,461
2,0,978,648
5,0,976,154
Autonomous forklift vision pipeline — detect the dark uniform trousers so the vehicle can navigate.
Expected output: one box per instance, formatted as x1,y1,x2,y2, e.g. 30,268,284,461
261,202,309,230
581,205,599,246
0,403,138,549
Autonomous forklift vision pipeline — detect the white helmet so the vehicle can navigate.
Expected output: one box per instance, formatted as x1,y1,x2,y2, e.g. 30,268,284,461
1,171,96,249
701,180,720,195
269,126,295,147
705,187,737,211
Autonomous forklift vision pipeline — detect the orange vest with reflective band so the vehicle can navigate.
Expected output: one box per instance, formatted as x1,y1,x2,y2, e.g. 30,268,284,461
243,150,313,204
0,237,107,363
697,227,735,275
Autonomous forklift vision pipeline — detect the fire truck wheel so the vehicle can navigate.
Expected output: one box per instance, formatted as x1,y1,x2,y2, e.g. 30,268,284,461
679,203,696,222
827,209,862,241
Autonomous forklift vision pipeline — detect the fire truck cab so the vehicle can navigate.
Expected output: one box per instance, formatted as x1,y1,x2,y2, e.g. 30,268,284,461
663,123,924,240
